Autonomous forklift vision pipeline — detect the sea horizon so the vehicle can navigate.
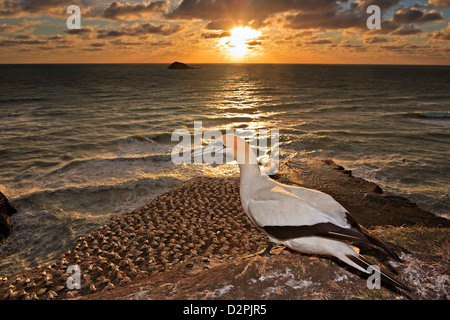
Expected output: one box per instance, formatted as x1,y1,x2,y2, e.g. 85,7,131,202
1,62,450,66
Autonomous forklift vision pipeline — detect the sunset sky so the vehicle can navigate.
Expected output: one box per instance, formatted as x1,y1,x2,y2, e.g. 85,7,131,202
0,0,449,64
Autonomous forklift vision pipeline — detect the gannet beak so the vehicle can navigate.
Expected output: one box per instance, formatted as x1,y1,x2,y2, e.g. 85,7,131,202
191,141,226,164
191,146,205,159
204,142,226,154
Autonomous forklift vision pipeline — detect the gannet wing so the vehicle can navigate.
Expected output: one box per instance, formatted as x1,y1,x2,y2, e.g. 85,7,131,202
248,197,362,239
274,183,404,259
278,183,349,225
248,196,402,261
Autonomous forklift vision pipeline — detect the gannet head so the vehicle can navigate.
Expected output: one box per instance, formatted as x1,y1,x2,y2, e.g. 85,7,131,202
199,133,258,166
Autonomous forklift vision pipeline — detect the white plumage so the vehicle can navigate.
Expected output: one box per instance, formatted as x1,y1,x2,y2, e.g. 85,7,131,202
203,133,409,292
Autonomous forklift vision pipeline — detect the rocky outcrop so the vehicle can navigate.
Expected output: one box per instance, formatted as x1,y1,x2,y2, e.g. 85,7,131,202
79,229,449,300
0,191,16,243
273,159,450,228
168,61,194,69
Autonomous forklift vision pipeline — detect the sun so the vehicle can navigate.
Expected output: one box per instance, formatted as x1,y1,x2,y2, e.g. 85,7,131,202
220,26,262,58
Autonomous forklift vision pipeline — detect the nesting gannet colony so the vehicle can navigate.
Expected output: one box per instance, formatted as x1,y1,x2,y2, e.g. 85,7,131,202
0,177,267,299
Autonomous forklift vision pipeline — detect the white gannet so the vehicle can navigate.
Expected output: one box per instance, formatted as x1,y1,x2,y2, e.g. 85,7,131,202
200,133,410,292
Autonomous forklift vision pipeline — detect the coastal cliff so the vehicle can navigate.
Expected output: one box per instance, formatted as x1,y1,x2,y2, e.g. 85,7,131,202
0,159,448,300
0,191,16,243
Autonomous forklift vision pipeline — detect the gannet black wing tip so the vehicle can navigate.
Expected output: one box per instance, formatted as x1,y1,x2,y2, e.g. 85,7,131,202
344,212,408,262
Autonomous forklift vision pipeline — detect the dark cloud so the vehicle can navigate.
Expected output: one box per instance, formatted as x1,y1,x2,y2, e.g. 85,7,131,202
96,30,123,38
390,25,422,35
0,0,171,20
366,21,425,37
202,31,231,39
246,39,262,46
64,26,94,35
0,0,22,17
109,39,142,46
0,23,21,33
364,19,401,34
393,7,444,24
148,39,174,46
47,34,65,41
281,1,443,34
426,22,450,40
205,19,235,31
304,39,334,45
90,42,105,47
353,0,401,10
167,0,340,29
380,41,424,52
101,1,170,21
0,0,84,17
128,22,184,35
338,39,367,51
97,22,184,38
284,30,316,40
284,8,366,30
14,34,31,39
0,37,48,46
363,36,389,43
82,47,102,51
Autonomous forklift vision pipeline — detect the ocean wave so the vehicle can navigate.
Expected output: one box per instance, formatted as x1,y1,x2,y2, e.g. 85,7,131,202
119,134,158,144
0,175,186,274
314,105,364,112
12,175,184,205
404,111,450,119
0,97,47,104
118,132,178,145
259,103,305,112
47,153,173,176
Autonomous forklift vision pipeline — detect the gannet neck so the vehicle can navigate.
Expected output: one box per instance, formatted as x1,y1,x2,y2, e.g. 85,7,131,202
238,163,261,182
220,133,261,183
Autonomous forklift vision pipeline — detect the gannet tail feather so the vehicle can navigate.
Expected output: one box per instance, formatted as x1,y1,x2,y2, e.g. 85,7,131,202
344,212,405,261
263,221,403,262
345,254,411,292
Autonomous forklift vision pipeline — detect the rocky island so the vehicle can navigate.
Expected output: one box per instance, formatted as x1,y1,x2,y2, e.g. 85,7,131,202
168,61,195,69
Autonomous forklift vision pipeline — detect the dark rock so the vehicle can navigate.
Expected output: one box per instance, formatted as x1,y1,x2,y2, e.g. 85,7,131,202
0,191,16,242
276,158,450,228
332,163,352,177
168,61,194,69
373,185,383,194
342,169,352,176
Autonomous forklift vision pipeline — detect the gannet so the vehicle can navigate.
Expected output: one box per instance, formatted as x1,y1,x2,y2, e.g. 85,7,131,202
200,133,410,292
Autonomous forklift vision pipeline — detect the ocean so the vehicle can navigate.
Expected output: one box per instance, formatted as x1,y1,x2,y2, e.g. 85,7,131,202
0,63,449,274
